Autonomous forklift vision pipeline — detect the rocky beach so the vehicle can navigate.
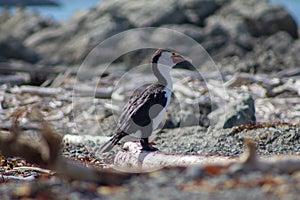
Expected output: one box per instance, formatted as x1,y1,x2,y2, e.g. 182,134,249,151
0,0,299,199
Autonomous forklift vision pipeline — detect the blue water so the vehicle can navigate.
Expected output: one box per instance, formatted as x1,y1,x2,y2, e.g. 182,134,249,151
1,0,300,25
24,0,102,22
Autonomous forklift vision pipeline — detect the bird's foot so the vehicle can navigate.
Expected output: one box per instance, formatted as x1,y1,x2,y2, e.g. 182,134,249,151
140,138,159,152
142,145,158,151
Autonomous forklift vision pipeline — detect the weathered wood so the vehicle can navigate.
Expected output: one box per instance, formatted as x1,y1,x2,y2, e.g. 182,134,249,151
50,68,73,88
275,68,300,78
225,73,280,88
0,74,30,85
113,139,300,173
63,134,111,146
11,85,63,96
73,85,113,99
13,166,54,174
113,142,236,172
0,175,36,182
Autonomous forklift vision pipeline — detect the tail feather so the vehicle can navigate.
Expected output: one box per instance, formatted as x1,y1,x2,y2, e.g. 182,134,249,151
97,133,124,153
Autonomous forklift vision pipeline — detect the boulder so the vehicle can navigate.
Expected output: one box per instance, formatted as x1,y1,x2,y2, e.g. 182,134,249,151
244,5,298,39
5,0,300,67
98,0,221,27
25,0,223,65
235,32,299,74
0,34,39,63
0,8,56,41
209,92,256,129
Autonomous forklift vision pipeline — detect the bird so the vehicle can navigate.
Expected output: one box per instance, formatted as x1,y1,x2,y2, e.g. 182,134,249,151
98,49,192,153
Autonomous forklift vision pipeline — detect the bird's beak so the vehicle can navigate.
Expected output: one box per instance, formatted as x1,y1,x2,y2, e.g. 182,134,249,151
172,56,194,70
172,55,187,64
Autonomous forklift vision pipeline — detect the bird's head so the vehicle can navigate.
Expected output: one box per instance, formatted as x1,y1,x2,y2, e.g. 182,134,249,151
151,49,194,86
151,49,193,70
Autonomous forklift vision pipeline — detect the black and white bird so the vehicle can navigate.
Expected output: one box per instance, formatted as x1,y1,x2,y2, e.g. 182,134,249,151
99,49,191,153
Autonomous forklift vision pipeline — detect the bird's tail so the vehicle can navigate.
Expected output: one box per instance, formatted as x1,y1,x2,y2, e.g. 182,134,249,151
97,133,124,154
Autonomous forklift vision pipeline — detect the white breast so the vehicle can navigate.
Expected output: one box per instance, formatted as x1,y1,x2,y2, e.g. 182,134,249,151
151,88,171,130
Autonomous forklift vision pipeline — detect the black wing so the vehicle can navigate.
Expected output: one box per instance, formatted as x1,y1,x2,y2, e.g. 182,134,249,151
116,83,168,134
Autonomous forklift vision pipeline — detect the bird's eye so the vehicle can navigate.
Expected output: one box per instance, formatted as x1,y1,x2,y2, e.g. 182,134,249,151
172,52,180,57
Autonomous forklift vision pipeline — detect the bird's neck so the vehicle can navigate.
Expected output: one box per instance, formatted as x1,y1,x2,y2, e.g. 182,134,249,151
152,64,173,90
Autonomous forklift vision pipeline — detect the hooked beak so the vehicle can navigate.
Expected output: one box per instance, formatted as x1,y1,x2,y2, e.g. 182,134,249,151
172,56,194,70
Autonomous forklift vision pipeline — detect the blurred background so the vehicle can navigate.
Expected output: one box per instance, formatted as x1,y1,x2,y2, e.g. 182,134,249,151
0,0,299,23
0,1,300,199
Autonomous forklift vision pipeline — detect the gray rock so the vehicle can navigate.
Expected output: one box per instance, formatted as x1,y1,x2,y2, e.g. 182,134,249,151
0,34,39,63
244,5,298,39
25,12,133,65
209,92,256,129
235,32,299,74
161,24,205,43
3,0,300,68
0,8,56,41
25,0,222,65
99,0,221,27
164,94,211,129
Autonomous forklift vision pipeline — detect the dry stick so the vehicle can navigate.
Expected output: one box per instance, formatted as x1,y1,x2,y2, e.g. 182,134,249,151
73,85,113,99
225,73,279,88
0,74,30,85
50,68,73,88
12,166,54,175
0,175,36,182
12,85,63,96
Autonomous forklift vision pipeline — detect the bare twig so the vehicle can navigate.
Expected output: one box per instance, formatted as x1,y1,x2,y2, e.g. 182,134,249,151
12,166,54,175
0,175,36,182
0,74,30,85
11,85,63,96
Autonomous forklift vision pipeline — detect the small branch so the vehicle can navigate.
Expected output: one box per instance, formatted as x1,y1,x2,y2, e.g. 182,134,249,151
13,166,54,175
0,74,30,85
0,175,36,182
11,85,63,96
63,134,111,146
73,85,113,99
225,73,278,88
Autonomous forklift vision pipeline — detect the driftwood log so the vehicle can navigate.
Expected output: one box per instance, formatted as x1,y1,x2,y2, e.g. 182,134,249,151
113,142,236,172
113,139,300,173
64,134,300,174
